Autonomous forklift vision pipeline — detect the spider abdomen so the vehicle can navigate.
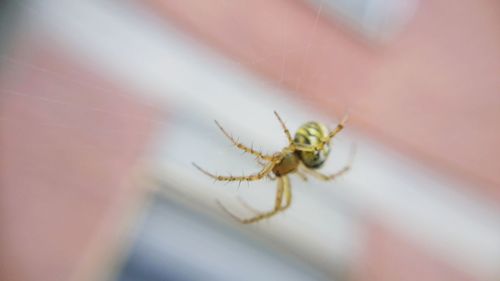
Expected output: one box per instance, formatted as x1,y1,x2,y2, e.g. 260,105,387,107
294,121,330,169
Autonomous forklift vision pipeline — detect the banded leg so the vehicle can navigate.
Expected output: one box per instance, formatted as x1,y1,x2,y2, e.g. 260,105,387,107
214,120,274,160
193,161,276,182
273,111,293,144
218,176,289,224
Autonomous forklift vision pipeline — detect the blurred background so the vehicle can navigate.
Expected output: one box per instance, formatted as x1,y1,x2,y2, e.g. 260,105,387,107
1,0,500,281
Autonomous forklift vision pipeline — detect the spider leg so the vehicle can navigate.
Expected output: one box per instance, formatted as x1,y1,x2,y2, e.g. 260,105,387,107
302,165,350,181
214,120,274,160
237,196,261,214
280,176,292,210
267,174,277,181
273,111,293,144
218,176,290,224
216,199,250,221
301,143,355,181
235,176,291,213
295,169,308,181
292,113,349,153
193,161,276,182
326,112,349,141
256,158,277,180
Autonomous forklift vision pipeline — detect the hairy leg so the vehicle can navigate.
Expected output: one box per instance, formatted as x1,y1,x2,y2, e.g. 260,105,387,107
193,161,276,182
214,120,274,160
256,158,277,180
218,176,290,224
273,111,293,144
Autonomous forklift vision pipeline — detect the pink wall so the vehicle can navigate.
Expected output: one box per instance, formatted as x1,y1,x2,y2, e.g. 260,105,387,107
0,37,162,281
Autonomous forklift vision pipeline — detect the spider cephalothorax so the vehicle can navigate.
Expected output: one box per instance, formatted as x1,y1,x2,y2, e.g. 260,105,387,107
193,111,352,224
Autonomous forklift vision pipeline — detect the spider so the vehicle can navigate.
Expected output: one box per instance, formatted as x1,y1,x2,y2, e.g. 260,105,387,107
193,111,352,224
